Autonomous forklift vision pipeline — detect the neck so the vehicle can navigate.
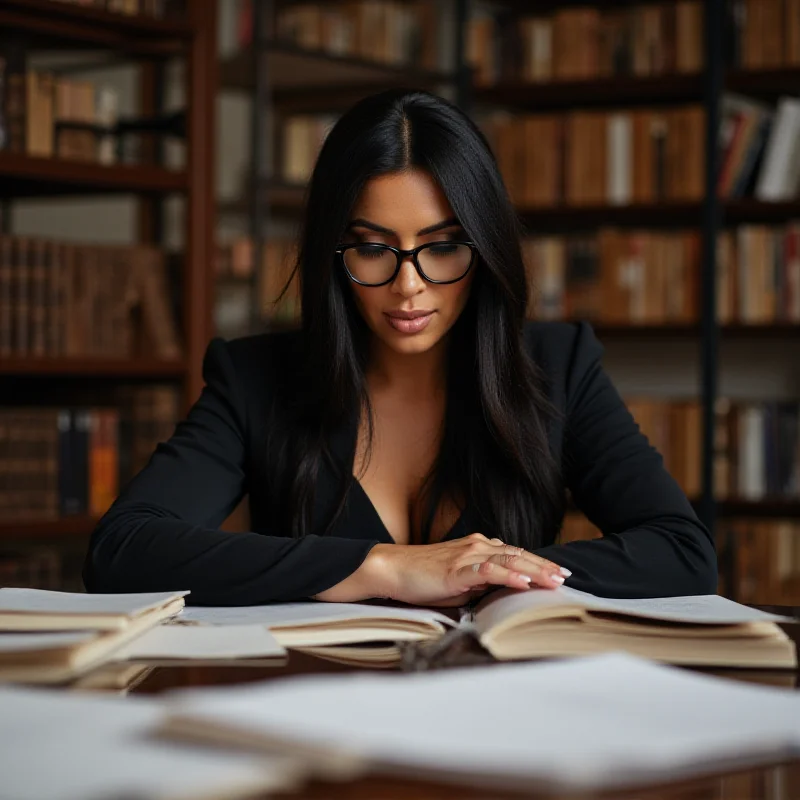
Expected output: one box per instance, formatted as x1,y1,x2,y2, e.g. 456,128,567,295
367,337,448,399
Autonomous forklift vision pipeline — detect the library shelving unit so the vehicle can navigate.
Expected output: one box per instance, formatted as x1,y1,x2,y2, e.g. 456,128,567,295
0,0,217,546
217,0,469,335
471,0,800,600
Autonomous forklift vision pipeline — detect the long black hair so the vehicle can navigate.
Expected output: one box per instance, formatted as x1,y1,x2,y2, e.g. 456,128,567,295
269,88,564,549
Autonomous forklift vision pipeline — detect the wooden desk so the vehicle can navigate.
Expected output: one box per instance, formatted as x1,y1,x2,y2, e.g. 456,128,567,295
133,608,800,800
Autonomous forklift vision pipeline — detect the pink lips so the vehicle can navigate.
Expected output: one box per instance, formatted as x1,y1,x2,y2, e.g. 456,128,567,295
384,309,435,334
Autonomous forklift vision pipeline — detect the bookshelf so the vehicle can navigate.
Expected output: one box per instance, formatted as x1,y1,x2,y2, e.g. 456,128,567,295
0,0,216,576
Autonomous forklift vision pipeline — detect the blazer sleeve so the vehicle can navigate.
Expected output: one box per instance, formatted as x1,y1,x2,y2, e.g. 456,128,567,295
83,338,380,605
533,323,718,598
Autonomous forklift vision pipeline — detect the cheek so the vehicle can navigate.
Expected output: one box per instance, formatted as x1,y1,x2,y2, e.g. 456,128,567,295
350,284,384,322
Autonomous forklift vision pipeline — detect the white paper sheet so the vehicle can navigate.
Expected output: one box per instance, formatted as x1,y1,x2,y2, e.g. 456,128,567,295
112,624,286,661
0,686,301,800
474,586,795,634
180,601,455,630
0,588,189,617
165,652,800,792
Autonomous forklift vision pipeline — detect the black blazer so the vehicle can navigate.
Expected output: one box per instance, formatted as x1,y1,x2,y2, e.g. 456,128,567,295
83,321,717,605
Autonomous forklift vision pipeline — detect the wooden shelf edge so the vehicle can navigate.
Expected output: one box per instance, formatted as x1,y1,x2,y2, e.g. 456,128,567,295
718,500,800,518
0,153,187,195
0,0,192,38
0,517,97,539
221,42,455,92
0,358,188,377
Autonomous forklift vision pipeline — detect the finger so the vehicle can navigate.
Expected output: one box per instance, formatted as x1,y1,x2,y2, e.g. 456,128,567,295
485,553,566,588
456,560,536,592
488,543,570,578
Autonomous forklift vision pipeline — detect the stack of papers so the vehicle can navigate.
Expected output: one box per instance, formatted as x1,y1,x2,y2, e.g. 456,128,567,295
0,589,189,684
0,686,302,799
163,652,800,792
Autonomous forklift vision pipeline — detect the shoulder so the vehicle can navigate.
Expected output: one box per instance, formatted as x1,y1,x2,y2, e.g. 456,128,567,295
522,321,603,381
202,329,303,400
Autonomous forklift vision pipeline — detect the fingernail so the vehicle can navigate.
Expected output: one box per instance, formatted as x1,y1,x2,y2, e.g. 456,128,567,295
550,574,565,586
519,574,532,583
560,567,572,578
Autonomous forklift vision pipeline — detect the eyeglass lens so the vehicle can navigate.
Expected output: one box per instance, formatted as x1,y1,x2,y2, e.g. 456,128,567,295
342,243,472,285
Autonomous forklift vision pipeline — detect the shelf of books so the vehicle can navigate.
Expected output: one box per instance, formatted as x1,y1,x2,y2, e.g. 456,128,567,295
0,0,215,589
0,0,191,54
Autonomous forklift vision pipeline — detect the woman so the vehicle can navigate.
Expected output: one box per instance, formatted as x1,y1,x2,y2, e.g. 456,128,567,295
84,89,717,606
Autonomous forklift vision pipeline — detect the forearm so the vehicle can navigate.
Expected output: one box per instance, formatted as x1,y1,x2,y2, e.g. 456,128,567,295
84,504,381,605
536,518,718,599
313,543,396,602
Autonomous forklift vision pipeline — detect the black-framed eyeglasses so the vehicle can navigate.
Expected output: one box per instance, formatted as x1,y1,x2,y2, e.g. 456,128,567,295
335,241,478,287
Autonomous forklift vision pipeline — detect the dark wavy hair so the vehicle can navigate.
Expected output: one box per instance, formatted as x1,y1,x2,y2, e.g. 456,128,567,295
268,88,564,549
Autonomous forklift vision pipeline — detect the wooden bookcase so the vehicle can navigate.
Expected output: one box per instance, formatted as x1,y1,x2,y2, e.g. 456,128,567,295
0,0,216,547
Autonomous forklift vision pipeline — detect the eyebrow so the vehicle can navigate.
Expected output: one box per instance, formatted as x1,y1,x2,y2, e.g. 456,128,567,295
347,217,462,236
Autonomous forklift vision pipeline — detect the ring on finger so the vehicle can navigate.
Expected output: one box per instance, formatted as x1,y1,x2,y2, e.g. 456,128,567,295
472,562,481,573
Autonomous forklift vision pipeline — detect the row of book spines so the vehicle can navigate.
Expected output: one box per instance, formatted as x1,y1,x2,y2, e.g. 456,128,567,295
717,225,800,324
714,400,800,502
526,231,700,326
487,107,705,207
0,408,117,521
0,547,62,591
49,0,176,18
237,0,437,70
0,392,179,522
527,224,800,326
0,67,119,163
469,1,704,85
0,236,182,361
729,0,800,71
723,518,800,605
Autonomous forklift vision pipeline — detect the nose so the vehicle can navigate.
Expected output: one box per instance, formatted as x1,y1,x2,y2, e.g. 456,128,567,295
390,253,425,297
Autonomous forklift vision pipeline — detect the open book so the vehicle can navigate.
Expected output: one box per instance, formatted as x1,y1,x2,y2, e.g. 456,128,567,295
0,589,189,631
162,652,800,793
180,587,797,669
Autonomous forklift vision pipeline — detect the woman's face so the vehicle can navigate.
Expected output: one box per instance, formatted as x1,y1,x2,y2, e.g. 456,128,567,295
342,168,475,357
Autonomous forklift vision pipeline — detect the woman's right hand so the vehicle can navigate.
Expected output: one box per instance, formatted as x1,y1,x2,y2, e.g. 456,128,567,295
314,533,569,605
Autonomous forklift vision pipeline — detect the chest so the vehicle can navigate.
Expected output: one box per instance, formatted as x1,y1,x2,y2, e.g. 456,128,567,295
352,399,461,545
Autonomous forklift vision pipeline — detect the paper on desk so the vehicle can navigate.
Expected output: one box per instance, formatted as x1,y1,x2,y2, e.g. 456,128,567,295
0,686,303,800
473,586,796,634
164,652,800,792
180,601,455,630
112,624,286,661
0,588,189,617
0,631,96,653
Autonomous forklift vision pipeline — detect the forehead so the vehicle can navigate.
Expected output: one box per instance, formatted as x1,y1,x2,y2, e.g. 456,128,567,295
351,170,455,228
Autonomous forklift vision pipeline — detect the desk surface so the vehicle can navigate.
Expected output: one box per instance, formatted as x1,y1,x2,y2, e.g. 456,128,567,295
132,608,800,800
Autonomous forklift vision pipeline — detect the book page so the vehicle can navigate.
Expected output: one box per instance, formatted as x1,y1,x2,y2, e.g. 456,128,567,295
0,588,190,617
473,586,795,635
112,624,286,661
164,652,800,792
0,631,96,653
0,687,301,800
180,601,455,630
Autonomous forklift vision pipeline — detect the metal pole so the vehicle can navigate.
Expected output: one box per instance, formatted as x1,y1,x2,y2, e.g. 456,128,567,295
249,0,271,333
699,0,724,576
453,0,472,115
